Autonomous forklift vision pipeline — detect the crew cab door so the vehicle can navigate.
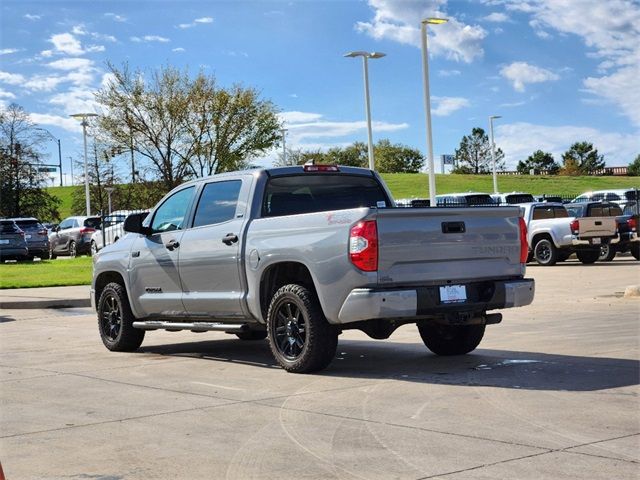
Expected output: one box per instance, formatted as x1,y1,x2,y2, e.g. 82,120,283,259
178,178,249,318
128,186,196,317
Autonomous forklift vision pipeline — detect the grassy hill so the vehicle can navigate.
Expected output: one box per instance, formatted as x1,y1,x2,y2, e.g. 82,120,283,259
48,174,639,219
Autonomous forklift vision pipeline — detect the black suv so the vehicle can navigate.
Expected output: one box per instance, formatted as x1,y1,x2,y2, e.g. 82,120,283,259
9,217,50,259
0,220,28,261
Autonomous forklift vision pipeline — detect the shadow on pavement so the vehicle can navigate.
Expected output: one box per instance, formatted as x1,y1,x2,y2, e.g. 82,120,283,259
139,337,639,392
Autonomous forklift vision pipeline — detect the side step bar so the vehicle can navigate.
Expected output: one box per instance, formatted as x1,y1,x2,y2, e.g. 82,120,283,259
132,321,248,333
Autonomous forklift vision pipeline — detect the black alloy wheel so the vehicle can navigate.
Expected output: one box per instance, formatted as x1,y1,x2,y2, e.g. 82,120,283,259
100,293,122,342
534,238,557,266
274,301,307,360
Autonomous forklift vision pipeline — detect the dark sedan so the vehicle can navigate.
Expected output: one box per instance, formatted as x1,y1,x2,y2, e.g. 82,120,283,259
0,220,29,261
49,216,101,258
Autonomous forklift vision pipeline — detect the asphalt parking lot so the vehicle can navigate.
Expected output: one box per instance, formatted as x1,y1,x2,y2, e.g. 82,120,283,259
1,257,638,479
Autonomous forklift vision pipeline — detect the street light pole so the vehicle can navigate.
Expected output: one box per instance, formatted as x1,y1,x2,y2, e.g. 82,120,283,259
420,17,448,206
280,128,287,164
344,51,386,171
104,187,115,215
70,113,98,216
35,128,64,187
489,115,502,194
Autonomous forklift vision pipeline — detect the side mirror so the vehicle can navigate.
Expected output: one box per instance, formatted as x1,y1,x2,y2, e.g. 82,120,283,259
124,212,151,235
55,225,60,233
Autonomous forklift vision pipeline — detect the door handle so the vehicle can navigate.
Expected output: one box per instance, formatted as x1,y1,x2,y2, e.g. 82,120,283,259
165,239,180,251
222,233,239,245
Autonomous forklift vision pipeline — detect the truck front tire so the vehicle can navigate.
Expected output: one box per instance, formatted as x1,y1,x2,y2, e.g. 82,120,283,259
266,284,338,373
98,282,145,352
418,323,485,356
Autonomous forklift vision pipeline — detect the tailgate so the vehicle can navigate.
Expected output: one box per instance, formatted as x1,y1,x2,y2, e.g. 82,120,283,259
375,207,523,286
576,217,617,238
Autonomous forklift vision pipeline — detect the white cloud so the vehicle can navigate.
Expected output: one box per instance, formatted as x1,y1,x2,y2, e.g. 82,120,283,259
131,35,170,43
172,47,186,53
24,76,66,92
47,58,94,71
49,33,84,55
49,88,97,115
0,48,19,55
432,96,470,116
278,111,323,123
500,61,559,91
0,88,16,99
104,13,127,22
438,69,461,77
24,14,41,21
497,122,639,168
483,12,509,22
40,50,54,58
499,0,640,126
499,100,527,108
178,16,214,28
30,113,82,132
86,45,106,53
355,0,487,63
72,24,88,36
0,71,25,85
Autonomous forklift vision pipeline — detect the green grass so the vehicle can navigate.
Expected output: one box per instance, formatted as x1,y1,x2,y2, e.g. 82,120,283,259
48,185,80,219
0,256,93,289
380,173,640,199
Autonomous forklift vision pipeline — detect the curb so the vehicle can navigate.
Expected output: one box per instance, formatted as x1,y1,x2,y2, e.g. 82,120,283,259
0,298,91,310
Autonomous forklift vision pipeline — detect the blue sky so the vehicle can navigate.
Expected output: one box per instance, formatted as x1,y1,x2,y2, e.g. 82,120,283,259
1,0,638,185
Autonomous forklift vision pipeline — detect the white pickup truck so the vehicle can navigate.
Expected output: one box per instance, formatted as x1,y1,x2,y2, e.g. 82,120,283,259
521,202,618,265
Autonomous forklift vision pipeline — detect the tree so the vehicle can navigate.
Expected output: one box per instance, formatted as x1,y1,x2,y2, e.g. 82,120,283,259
452,127,504,174
628,154,640,176
325,142,368,167
516,150,560,175
561,142,605,175
95,63,282,190
0,103,60,220
374,139,424,173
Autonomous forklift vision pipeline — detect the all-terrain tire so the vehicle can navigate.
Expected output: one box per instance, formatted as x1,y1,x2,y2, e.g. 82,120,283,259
236,330,268,341
534,238,558,266
418,323,486,356
266,284,338,373
576,249,600,264
97,282,145,352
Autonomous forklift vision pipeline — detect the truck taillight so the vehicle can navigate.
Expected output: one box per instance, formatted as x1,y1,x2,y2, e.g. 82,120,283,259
80,227,95,235
519,217,528,264
628,217,637,231
570,219,580,235
349,220,378,272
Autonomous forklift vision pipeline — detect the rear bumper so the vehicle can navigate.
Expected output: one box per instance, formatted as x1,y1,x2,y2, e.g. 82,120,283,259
0,247,29,259
337,278,535,324
571,235,617,247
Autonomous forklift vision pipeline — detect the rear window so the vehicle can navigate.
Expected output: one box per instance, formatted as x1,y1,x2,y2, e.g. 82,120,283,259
533,206,569,220
505,194,534,204
14,220,42,231
84,217,101,229
589,205,623,216
0,221,21,234
263,174,388,217
438,194,494,206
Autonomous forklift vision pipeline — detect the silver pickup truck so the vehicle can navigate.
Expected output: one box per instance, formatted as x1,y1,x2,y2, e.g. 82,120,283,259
92,165,534,373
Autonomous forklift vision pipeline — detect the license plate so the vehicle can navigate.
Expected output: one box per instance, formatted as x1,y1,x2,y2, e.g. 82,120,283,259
591,237,601,245
0,239,9,244
440,285,467,304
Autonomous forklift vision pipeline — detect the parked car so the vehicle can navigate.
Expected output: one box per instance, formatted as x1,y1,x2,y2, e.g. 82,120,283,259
435,192,495,206
49,216,101,258
0,220,28,261
9,217,50,260
92,165,534,373
491,192,534,205
90,210,140,255
519,202,618,265
567,201,639,262
573,189,638,205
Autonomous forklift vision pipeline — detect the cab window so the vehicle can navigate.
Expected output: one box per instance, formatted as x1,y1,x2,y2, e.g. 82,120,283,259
193,180,242,227
150,187,195,233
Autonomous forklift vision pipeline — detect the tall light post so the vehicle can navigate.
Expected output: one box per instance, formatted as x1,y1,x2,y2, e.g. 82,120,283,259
280,128,287,164
35,128,63,187
104,187,115,215
420,17,448,206
489,115,502,194
344,51,386,170
70,113,98,216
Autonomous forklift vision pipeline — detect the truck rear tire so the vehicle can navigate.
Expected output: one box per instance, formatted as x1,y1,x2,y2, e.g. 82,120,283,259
266,284,338,373
534,238,558,266
599,244,617,262
630,243,640,261
98,282,145,352
576,249,600,264
418,323,485,356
